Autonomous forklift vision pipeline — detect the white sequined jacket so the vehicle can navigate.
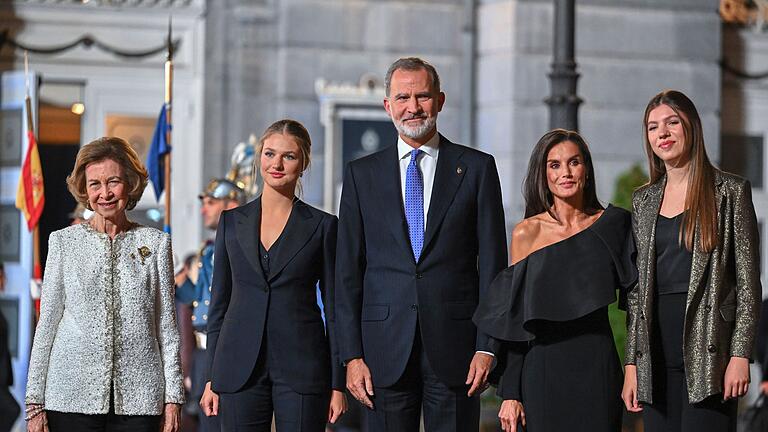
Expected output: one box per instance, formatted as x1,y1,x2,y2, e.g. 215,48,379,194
26,223,185,415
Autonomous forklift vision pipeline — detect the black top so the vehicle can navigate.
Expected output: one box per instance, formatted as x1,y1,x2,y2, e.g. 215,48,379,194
473,205,637,343
258,227,287,280
654,213,692,295
258,243,271,279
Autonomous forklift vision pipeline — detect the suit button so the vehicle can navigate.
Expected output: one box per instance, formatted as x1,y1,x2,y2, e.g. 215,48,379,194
708,344,717,353
411,304,418,311
415,273,423,279
636,350,643,358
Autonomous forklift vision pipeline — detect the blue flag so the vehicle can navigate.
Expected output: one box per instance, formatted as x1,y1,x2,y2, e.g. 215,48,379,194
147,103,171,201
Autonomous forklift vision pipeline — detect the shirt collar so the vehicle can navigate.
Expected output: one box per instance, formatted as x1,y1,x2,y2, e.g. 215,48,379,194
397,132,440,160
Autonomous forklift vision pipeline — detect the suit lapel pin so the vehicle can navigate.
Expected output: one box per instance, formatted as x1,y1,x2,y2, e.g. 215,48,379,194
456,167,463,175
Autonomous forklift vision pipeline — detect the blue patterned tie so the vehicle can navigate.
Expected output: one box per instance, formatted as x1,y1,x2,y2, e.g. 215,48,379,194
405,149,424,261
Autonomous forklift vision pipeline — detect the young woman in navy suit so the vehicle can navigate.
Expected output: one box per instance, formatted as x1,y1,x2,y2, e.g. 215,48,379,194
199,119,347,431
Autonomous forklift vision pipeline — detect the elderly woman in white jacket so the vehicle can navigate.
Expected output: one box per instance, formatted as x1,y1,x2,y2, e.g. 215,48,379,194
25,137,184,432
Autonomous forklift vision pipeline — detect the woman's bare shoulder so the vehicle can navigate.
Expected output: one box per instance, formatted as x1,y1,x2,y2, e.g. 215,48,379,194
510,214,548,264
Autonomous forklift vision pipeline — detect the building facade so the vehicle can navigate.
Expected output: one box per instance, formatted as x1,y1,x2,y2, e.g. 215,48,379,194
1,0,767,427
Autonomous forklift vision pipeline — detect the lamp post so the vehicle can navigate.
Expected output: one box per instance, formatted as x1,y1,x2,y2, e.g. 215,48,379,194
546,0,582,131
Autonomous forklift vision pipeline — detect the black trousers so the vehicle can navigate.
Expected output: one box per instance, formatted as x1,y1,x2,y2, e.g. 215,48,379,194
47,406,160,432
365,330,480,432
218,344,330,432
0,388,19,432
643,293,737,432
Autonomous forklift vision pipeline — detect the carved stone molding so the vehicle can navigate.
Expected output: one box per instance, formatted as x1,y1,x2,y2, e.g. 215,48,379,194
721,0,768,31
0,30,181,59
13,0,201,9
316,76,391,212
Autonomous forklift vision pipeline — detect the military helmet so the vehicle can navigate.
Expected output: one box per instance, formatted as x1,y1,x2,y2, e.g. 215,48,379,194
198,178,246,205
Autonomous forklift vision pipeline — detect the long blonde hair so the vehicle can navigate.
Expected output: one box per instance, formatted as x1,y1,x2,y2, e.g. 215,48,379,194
642,90,717,253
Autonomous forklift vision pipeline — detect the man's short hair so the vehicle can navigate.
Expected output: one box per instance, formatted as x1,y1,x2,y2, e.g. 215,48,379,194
384,57,441,97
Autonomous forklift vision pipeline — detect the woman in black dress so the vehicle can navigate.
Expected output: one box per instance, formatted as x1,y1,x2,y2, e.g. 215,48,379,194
474,129,636,432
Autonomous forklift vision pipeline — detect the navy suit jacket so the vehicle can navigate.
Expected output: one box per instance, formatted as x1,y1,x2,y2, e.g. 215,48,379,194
336,135,508,388
206,198,344,394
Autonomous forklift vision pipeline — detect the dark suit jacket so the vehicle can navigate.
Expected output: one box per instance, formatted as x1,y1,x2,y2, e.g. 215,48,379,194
206,198,344,394
0,308,11,388
336,135,508,388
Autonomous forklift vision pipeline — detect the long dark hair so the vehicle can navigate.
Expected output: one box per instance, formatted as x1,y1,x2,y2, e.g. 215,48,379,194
523,129,603,220
642,90,716,252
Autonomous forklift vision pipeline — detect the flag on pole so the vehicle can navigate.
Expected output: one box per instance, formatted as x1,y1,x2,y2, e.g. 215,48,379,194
15,114,44,231
147,103,171,201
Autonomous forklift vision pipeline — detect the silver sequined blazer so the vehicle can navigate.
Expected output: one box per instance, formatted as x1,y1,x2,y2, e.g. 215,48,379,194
625,170,762,404
26,223,185,415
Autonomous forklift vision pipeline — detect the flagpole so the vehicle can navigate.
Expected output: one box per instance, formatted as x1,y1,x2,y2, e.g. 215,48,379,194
163,17,173,234
24,51,42,280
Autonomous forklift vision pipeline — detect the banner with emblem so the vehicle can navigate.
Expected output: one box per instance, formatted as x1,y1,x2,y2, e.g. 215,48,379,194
15,63,44,232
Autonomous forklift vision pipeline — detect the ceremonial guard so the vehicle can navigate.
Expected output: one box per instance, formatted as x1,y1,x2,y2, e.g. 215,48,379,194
177,178,245,431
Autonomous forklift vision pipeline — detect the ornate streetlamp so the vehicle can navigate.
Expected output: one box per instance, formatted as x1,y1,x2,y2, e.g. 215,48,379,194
546,0,582,132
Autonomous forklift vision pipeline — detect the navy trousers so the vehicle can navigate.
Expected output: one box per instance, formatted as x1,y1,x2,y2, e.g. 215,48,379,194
218,343,330,432
364,330,480,432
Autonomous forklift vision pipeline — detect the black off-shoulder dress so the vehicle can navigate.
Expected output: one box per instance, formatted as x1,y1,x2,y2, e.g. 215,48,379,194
474,205,637,432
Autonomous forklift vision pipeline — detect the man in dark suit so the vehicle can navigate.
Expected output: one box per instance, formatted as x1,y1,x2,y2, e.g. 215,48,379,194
336,57,508,431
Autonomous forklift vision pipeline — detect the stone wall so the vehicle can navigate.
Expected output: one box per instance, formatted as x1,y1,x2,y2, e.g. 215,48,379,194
204,0,472,204
477,0,722,232
206,0,723,233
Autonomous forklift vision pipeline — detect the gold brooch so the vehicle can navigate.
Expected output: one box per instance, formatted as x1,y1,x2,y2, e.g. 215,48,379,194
138,246,152,264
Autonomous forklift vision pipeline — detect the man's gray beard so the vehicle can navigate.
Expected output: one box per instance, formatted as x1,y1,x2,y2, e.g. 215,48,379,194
392,115,437,140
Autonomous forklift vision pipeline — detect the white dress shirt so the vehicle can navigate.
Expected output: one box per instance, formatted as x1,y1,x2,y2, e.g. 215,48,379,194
397,133,440,226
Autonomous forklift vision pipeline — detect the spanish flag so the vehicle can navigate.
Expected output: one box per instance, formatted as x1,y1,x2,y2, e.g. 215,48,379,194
15,118,44,231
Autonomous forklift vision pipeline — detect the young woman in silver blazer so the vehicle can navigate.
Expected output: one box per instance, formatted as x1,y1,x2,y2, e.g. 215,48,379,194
25,137,184,432
621,90,762,431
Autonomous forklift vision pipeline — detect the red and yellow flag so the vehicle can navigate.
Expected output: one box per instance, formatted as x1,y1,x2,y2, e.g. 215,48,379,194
15,128,44,231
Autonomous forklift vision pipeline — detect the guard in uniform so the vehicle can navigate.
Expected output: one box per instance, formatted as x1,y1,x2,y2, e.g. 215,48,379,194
177,178,244,431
